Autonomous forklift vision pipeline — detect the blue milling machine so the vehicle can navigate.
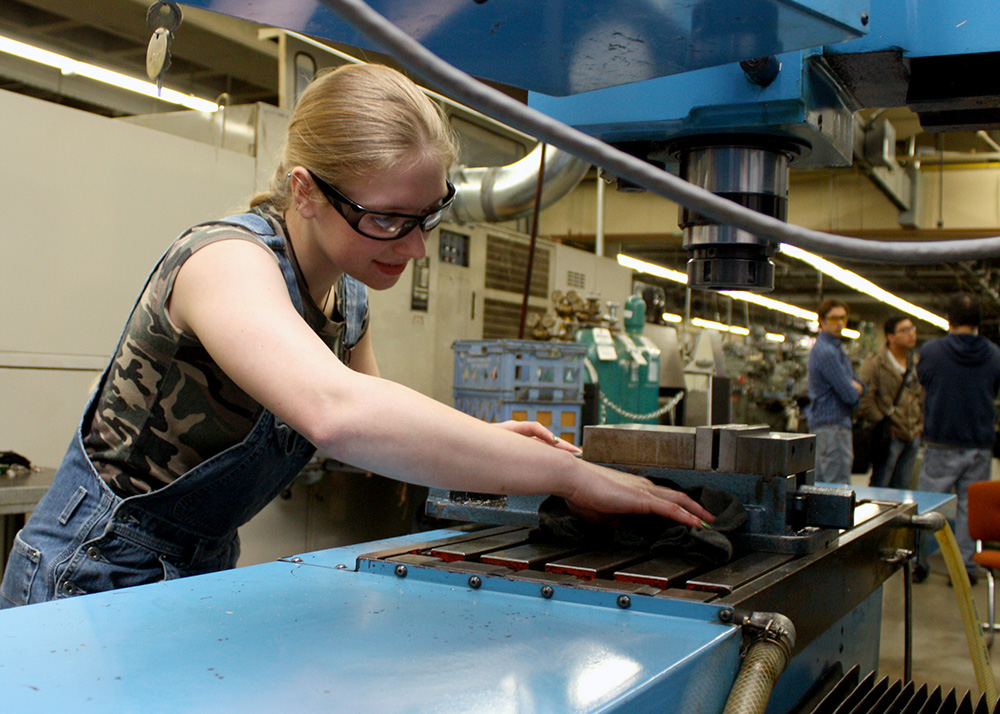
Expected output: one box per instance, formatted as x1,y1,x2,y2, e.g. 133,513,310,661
0,421,959,713
2,0,997,711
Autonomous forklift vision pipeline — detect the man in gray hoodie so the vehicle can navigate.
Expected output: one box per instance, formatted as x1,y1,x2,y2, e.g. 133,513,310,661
914,293,1000,584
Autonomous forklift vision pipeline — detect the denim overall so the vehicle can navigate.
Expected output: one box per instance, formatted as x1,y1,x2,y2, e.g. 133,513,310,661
1,214,366,607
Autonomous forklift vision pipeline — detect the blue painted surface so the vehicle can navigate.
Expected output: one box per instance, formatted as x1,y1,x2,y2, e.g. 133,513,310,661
177,0,866,96
0,529,740,714
828,0,1000,58
851,484,957,519
526,49,857,169
767,587,884,714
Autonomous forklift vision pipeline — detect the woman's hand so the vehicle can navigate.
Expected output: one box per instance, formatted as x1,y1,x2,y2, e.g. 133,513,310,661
494,420,582,454
491,421,711,528
563,461,716,530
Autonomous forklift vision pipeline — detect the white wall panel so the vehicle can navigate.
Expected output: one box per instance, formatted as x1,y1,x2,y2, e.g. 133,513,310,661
0,90,254,464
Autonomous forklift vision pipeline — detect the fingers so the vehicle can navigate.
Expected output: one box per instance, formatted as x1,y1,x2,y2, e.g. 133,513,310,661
495,420,548,440
494,420,582,454
549,435,583,455
566,465,719,530
648,484,716,524
645,495,712,529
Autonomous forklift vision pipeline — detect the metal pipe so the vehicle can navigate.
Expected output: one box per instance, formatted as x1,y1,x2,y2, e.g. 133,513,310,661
449,142,590,224
518,144,546,339
978,131,1000,154
722,612,796,714
892,511,947,531
904,559,913,682
595,174,606,257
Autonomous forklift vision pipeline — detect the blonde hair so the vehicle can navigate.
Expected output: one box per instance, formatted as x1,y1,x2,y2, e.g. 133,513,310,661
251,64,460,211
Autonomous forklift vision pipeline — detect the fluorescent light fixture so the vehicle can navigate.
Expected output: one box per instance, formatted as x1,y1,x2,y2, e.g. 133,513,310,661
691,317,749,336
619,253,815,321
617,254,687,284
765,333,786,342
661,312,683,323
720,290,817,321
691,318,727,332
0,34,219,112
779,244,948,330
842,328,861,339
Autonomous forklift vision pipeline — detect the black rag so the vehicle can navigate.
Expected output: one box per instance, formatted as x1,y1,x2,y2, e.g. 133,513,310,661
535,483,748,565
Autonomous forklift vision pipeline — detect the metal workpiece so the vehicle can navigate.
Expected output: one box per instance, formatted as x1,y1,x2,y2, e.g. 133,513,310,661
582,422,813,476
717,425,771,473
582,424,697,468
695,424,738,471
733,433,816,478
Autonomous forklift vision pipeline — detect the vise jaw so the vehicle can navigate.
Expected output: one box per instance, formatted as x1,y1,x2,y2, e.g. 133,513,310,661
583,423,855,554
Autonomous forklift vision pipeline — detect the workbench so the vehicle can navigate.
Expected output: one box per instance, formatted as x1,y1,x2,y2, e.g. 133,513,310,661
0,466,54,580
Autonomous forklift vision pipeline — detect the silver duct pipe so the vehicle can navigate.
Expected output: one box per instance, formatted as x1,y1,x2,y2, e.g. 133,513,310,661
449,143,590,224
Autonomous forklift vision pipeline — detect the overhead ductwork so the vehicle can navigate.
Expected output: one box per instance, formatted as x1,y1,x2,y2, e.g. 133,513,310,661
449,143,590,224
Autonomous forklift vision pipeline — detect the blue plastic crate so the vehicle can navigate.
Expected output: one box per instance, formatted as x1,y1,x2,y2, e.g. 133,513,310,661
454,388,583,446
453,339,586,401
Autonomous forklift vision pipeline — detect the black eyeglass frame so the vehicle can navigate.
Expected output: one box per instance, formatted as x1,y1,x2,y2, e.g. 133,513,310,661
307,170,456,241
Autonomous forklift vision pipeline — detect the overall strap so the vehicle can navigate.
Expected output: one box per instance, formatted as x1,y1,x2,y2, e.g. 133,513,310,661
217,213,305,315
340,274,368,349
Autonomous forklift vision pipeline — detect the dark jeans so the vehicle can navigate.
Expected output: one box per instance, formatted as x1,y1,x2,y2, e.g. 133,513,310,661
869,436,920,489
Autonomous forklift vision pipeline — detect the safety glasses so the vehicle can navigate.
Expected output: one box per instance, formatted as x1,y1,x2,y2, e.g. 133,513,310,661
308,170,456,241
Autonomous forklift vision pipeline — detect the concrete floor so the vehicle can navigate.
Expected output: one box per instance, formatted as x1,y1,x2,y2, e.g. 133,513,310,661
877,548,1000,698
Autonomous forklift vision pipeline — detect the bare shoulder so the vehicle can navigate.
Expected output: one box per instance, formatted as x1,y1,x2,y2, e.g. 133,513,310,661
170,237,290,336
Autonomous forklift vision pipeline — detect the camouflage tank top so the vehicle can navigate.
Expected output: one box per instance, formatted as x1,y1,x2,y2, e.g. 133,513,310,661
83,204,369,496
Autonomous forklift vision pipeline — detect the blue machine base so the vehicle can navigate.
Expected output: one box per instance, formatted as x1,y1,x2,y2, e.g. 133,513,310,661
0,484,954,713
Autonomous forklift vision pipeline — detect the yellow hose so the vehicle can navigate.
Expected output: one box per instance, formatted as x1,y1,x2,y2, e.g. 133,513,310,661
934,523,999,703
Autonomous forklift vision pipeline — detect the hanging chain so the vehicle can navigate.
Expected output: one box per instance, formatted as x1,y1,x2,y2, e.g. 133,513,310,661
599,390,685,423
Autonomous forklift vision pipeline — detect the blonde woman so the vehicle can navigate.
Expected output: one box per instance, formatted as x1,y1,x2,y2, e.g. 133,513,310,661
1,64,712,607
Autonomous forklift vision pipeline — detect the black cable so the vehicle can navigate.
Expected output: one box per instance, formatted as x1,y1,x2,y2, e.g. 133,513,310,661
319,0,1000,264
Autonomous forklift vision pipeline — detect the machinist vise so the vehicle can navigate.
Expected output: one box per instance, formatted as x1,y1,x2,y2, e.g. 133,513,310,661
427,423,854,554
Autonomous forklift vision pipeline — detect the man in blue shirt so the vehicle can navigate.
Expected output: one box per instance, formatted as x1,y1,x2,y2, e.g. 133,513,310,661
807,299,864,485
914,293,1000,584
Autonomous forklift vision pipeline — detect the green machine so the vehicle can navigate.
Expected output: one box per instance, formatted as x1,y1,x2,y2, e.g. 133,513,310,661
576,295,662,424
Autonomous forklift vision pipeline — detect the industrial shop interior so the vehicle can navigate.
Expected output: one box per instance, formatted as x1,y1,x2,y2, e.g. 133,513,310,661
4,1,1000,712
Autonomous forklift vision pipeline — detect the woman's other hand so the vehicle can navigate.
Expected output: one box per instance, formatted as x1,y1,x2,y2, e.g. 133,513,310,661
494,420,582,454
494,420,583,455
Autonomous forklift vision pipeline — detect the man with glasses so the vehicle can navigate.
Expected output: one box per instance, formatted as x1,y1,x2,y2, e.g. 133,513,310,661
913,293,1000,584
807,299,864,485
857,316,923,489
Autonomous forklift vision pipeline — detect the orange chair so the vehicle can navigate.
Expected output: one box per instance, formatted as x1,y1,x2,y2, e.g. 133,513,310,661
968,479,1000,648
